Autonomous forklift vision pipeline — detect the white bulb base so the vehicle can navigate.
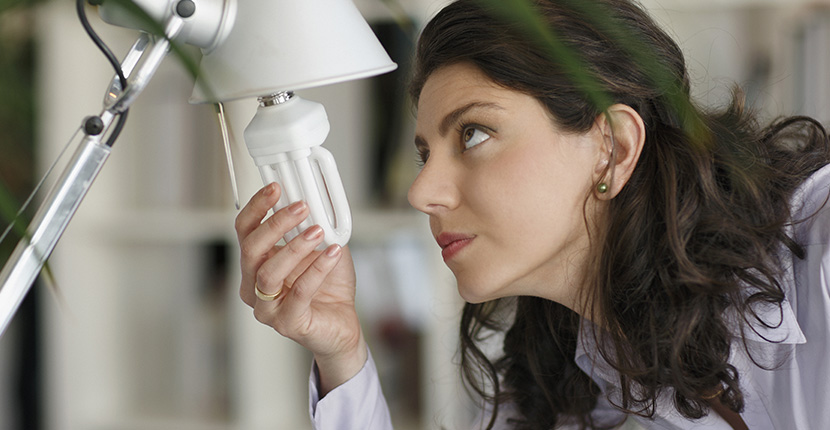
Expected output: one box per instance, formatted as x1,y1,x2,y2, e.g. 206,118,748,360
243,96,351,249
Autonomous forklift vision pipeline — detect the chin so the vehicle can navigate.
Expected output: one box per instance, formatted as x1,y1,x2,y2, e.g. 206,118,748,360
456,280,502,304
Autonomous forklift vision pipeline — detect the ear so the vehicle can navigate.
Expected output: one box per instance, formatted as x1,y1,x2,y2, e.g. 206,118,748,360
593,104,645,199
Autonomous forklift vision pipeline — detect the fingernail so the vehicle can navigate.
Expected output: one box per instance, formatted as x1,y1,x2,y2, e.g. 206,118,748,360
289,201,306,215
303,225,323,240
325,244,342,258
264,183,276,195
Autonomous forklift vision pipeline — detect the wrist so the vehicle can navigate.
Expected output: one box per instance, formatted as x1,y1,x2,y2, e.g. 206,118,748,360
314,333,368,397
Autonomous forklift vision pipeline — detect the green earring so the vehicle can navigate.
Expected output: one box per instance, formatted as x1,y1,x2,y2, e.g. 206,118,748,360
597,183,609,194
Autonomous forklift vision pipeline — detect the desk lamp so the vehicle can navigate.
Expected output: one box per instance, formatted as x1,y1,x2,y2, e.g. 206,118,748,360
0,0,396,337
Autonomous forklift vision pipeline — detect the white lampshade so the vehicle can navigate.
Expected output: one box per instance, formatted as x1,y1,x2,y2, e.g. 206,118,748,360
190,0,397,103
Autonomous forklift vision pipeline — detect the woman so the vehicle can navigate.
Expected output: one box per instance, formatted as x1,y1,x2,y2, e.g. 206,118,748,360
235,0,830,428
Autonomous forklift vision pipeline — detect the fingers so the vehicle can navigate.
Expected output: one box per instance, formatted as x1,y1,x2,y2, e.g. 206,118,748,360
240,200,308,268
237,183,308,307
281,244,343,313
252,241,345,333
236,183,347,341
254,224,325,298
235,183,279,239
237,185,310,278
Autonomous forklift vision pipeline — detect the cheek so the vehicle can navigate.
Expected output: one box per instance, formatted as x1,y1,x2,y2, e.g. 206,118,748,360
471,142,589,220
466,139,596,268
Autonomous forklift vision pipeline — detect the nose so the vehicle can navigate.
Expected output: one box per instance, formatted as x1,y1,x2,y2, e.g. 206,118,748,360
408,157,460,215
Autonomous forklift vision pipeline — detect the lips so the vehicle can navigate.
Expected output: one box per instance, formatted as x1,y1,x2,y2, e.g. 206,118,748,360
437,232,475,261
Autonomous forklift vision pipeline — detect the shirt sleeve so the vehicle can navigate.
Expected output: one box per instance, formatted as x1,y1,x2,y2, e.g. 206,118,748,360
309,348,393,430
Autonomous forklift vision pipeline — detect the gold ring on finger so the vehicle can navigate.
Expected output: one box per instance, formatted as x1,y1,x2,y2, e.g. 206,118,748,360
255,281,282,302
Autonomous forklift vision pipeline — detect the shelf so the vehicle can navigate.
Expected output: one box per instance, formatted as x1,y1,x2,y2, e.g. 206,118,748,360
69,207,428,245
71,209,235,244
352,208,430,244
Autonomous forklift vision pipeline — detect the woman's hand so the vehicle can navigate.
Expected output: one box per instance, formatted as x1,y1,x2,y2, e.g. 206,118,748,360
236,183,367,395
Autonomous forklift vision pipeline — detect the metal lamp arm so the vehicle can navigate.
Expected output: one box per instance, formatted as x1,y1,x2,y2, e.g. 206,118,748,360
0,14,184,338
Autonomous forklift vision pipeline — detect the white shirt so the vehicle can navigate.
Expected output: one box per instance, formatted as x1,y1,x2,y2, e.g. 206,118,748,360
309,164,830,429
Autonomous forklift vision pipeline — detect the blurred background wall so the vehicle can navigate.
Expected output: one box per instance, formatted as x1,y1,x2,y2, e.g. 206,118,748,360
0,0,827,429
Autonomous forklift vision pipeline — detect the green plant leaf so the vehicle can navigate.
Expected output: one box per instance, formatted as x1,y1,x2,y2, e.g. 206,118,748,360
473,0,708,144
0,0,59,300
99,0,202,78
0,187,26,239
474,0,614,113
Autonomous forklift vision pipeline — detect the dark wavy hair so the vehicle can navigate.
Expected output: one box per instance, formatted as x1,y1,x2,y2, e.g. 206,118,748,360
408,0,830,429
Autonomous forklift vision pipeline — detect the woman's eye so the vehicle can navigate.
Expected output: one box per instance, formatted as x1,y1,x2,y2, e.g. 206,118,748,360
462,126,491,150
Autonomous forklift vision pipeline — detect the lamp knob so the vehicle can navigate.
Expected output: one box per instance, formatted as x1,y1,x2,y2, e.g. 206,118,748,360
175,0,196,18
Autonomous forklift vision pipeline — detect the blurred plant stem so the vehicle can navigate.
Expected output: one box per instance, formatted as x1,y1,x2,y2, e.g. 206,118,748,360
0,0,410,240
0,0,55,294
0,0,37,256
379,0,417,34
1,0,711,287
0,0,201,293
475,0,708,144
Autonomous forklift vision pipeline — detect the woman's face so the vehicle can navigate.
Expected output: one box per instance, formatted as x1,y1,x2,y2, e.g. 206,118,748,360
408,62,604,306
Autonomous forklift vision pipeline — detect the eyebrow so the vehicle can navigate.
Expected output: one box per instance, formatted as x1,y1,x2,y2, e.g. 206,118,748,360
415,101,504,149
439,101,503,135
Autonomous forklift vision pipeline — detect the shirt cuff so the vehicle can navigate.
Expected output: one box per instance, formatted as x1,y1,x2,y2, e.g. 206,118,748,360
309,347,393,430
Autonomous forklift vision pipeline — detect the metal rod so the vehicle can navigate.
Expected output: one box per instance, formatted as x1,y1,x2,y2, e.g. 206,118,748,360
0,13,186,337
109,17,183,114
0,137,112,337
216,102,241,209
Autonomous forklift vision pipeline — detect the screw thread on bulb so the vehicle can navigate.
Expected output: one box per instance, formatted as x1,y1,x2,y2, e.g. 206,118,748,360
259,91,294,107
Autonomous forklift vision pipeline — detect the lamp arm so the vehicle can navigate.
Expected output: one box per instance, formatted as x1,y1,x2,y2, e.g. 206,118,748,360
103,33,150,106
0,15,185,338
109,17,184,113
0,133,112,337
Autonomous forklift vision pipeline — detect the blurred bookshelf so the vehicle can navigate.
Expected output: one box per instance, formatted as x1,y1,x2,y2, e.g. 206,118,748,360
4,0,826,429
33,1,468,430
